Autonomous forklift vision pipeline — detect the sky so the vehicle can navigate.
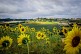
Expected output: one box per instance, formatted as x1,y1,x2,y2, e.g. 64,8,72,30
0,0,81,19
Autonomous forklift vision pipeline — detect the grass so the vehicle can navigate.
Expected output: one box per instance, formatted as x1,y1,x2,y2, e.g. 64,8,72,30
26,21,59,25
22,23,61,32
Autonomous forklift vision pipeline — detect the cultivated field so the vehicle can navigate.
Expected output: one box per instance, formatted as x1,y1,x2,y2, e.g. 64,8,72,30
0,18,81,54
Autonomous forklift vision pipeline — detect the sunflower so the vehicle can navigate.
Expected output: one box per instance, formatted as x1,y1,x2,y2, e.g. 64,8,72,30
46,41,50,45
31,28,35,32
62,27,68,35
45,37,49,41
25,26,30,32
20,27,26,33
36,31,42,40
0,36,13,50
36,31,46,40
41,33,46,39
41,27,46,32
18,24,22,29
53,27,57,32
57,30,60,34
64,27,81,54
17,34,30,45
45,38,50,44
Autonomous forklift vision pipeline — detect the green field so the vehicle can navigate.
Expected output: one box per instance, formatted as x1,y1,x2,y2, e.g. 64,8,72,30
0,20,81,54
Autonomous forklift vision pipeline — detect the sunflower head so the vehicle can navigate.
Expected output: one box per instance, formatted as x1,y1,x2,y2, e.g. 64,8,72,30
45,37,50,44
41,27,46,32
62,27,68,35
41,33,46,39
22,38,29,44
36,31,46,40
20,27,26,33
53,27,57,31
36,31,42,40
46,41,50,45
72,36,80,47
17,34,30,45
64,27,81,54
18,24,22,29
45,37,49,41
31,28,35,32
0,36,13,50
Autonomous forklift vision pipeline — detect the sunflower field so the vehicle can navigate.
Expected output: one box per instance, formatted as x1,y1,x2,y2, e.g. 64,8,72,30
0,22,81,54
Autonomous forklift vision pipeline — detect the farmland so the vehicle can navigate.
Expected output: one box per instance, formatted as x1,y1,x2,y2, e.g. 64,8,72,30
0,18,81,54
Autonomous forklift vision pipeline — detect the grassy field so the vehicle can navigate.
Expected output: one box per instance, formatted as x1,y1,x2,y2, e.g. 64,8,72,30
0,20,81,54
26,21,59,24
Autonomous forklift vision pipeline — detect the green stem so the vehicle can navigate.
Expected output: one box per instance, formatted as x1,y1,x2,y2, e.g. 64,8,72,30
27,43,29,54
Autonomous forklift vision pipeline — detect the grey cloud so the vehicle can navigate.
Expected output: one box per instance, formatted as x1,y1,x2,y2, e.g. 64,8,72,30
0,0,81,18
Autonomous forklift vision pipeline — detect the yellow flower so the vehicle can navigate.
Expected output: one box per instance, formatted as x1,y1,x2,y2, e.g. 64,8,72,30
45,37,50,44
31,28,35,32
25,26,30,32
36,31,42,40
18,24,22,29
62,27,68,35
57,30,60,34
53,27,57,32
0,36,13,50
20,27,26,33
45,37,49,41
17,34,30,45
41,27,46,32
41,33,46,39
46,41,50,45
64,27,81,54
36,31,46,40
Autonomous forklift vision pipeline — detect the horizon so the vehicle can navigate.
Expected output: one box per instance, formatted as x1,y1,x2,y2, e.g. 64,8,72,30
0,17,81,19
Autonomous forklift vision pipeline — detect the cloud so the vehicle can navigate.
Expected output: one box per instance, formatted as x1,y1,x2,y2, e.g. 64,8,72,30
0,0,81,19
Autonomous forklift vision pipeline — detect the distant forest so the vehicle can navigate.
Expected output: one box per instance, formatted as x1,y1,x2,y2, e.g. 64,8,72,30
0,18,27,22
